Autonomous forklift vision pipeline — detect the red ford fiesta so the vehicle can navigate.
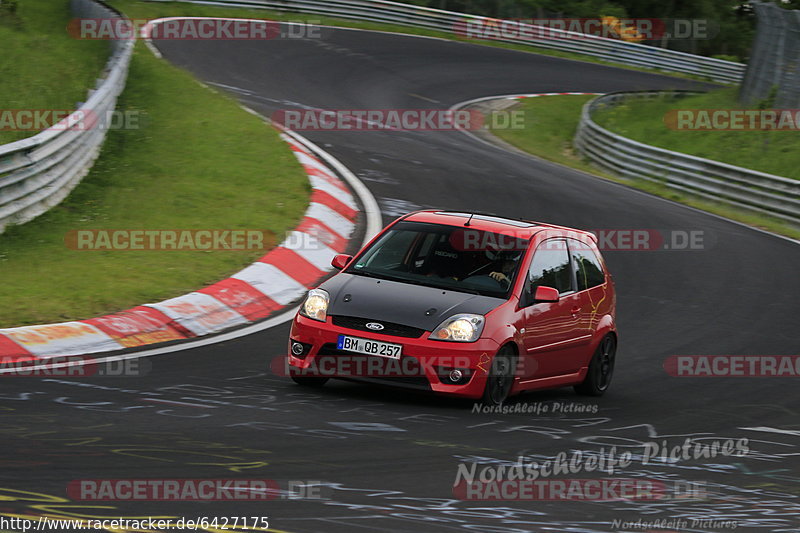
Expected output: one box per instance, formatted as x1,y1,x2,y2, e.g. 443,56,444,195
286,210,617,405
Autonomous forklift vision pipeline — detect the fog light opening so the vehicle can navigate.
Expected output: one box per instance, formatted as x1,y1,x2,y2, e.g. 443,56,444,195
291,342,305,356
438,366,472,385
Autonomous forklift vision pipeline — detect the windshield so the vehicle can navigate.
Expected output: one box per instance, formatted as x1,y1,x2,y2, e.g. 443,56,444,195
346,221,529,298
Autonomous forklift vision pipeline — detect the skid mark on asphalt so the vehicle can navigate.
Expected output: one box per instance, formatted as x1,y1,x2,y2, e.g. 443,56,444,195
378,197,426,217
408,92,441,104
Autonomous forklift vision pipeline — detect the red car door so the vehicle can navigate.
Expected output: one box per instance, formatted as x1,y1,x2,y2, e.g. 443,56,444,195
569,237,612,370
519,239,584,379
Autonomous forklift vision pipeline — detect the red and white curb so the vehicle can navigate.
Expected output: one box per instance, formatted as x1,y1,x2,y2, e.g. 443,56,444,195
447,92,605,152
449,92,604,113
0,133,366,362
510,92,604,98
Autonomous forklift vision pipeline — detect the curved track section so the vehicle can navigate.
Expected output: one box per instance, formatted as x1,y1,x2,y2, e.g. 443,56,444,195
2,26,799,533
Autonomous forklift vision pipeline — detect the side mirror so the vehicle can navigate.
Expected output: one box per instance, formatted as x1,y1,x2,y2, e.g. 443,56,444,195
533,286,560,303
331,254,353,270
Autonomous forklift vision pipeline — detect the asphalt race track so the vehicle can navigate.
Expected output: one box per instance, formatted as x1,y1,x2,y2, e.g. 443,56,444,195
2,25,799,533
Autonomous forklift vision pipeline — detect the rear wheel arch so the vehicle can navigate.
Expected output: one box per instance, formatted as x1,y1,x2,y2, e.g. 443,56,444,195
592,314,617,348
574,333,616,396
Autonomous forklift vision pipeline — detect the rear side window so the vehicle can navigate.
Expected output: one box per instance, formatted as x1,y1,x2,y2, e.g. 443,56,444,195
569,239,605,291
528,239,572,294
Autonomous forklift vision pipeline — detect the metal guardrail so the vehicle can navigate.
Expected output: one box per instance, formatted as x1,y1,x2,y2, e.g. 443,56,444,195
574,91,800,227
740,2,800,108
0,0,754,233
0,0,134,234
148,0,746,84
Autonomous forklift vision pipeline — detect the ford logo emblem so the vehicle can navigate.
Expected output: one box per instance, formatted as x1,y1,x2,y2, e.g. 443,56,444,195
365,322,384,331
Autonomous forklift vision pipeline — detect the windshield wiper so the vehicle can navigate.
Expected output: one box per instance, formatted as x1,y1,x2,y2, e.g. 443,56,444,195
347,269,383,279
347,269,414,284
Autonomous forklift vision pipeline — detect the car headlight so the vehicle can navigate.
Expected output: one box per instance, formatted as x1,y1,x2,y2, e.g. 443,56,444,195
299,289,329,322
430,314,485,342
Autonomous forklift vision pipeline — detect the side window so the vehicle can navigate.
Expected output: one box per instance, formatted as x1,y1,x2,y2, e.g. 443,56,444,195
527,239,573,295
569,239,605,291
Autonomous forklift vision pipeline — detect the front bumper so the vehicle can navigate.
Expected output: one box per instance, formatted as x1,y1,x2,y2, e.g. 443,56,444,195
287,313,500,398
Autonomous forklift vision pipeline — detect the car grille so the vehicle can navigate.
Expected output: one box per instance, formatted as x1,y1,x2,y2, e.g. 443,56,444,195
331,316,426,338
316,343,432,390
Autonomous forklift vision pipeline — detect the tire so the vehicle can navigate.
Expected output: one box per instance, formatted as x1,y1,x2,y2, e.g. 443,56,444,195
291,375,329,388
574,334,616,396
481,345,516,406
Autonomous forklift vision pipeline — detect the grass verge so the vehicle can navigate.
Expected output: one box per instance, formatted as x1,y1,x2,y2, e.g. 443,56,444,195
592,88,799,180
107,0,717,84
0,0,109,144
488,95,800,240
0,38,309,327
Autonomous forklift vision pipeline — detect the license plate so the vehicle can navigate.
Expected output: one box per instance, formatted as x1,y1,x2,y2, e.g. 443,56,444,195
337,335,402,359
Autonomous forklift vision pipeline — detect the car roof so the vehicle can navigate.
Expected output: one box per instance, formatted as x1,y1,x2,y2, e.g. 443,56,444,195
401,210,596,242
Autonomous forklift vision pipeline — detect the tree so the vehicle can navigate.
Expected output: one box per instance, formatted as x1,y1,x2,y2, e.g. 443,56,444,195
0,0,19,15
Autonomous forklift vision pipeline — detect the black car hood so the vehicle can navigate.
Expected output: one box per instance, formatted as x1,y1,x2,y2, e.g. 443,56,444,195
320,273,505,331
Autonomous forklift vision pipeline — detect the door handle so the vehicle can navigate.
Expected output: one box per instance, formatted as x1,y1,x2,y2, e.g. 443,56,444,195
571,306,580,317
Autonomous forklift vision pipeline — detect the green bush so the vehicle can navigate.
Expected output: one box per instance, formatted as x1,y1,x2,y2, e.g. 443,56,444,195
711,54,740,63
0,0,19,15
